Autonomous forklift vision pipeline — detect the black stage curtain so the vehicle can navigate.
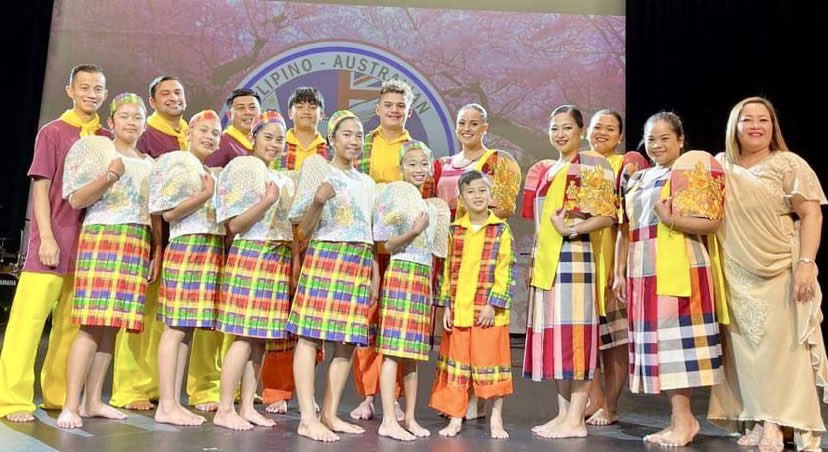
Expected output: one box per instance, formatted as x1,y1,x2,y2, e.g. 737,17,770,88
628,0,828,337
0,1,55,255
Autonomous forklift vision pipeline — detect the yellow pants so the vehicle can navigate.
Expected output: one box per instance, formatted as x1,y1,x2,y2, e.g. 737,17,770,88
186,330,233,406
109,281,162,407
110,280,233,407
0,272,78,416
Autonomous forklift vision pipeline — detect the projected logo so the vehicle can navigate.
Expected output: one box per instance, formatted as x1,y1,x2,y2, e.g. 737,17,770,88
233,41,456,157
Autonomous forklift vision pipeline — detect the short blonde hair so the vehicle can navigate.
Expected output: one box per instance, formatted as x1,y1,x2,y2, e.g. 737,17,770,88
725,96,789,163
379,80,414,107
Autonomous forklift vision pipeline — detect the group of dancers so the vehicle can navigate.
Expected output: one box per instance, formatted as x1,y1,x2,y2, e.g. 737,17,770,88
0,63,825,451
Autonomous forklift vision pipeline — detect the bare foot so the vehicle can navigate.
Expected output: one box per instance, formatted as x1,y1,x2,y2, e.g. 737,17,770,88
532,413,564,435
464,397,487,420
56,409,83,429
155,404,205,426
757,437,784,452
84,403,128,420
583,397,602,418
298,419,340,442
349,398,374,420
213,409,253,431
737,423,764,446
490,416,509,439
240,406,276,427
125,400,155,411
656,417,699,447
378,420,416,441
322,414,365,434
404,418,431,438
5,412,35,423
265,400,288,414
643,425,672,445
438,417,463,437
536,419,587,439
586,407,619,426
393,400,405,422
194,402,218,412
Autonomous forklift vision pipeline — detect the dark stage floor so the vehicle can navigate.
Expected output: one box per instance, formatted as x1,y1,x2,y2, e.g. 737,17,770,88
0,334,822,451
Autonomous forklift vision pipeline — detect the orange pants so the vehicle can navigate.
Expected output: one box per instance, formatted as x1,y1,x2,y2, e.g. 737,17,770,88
428,325,513,418
352,300,404,398
261,339,323,404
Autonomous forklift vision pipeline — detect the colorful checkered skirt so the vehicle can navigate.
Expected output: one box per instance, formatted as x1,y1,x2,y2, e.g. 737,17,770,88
216,240,292,339
72,223,150,332
599,290,629,350
158,234,224,328
376,259,433,360
627,226,722,394
287,240,374,345
523,236,599,381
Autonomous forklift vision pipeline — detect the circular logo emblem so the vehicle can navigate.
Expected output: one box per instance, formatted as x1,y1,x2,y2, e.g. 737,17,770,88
232,40,456,157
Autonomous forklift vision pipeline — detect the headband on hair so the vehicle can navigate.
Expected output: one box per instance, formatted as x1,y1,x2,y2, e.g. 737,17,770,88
327,110,359,138
109,92,146,117
188,109,221,129
251,110,287,136
399,140,434,166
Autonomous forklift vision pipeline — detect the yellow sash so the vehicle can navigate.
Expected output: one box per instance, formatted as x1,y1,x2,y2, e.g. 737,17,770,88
531,163,569,291
147,112,189,150
59,109,101,137
224,125,253,152
655,179,729,324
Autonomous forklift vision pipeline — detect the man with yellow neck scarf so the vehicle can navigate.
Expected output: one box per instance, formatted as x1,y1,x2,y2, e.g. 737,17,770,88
138,76,189,157
0,64,111,423
204,89,261,168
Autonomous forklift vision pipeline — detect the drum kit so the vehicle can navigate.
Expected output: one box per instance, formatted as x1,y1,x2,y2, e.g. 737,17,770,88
0,224,26,327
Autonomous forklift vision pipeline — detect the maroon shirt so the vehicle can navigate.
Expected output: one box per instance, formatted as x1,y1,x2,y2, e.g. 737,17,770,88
204,133,250,168
137,125,182,158
24,119,112,275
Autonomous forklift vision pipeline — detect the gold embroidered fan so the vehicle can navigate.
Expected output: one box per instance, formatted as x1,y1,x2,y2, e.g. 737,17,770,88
63,135,117,199
456,150,522,218
216,155,269,224
561,151,617,218
292,154,330,217
426,197,451,258
148,150,205,214
669,150,725,220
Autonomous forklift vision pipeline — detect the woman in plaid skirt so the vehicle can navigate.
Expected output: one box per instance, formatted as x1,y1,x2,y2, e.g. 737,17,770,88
521,105,616,439
287,110,379,442
615,112,725,447
149,110,225,427
373,140,439,441
57,94,160,428
212,111,293,431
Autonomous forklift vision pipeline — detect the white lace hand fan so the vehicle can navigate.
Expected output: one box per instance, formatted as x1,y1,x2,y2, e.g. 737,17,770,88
216,155,269,224
426,197,451,258
62,135,117,199
148,150,206,214
291,154,330,219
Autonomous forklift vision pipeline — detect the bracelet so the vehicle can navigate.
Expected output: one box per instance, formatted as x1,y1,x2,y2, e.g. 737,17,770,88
107,170,121,181
667,216,675,231
568,227,578,239
799,257,817,266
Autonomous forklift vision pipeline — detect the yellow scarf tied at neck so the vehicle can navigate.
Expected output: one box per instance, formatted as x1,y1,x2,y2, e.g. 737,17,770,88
59,109,102,137
147,112,189,150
